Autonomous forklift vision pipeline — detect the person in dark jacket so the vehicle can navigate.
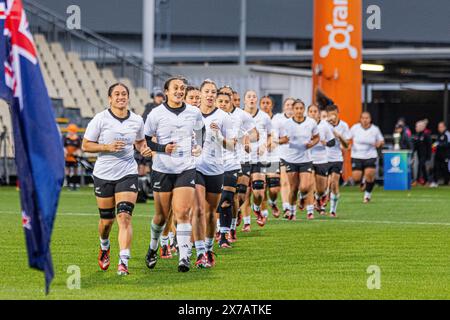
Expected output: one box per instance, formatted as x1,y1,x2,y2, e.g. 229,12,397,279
142,90,165,123
413,120,432,185
430,122,450,186
393,124,413,150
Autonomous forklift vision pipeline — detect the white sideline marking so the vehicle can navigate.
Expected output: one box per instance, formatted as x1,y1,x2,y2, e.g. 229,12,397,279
1,210,450,227
313,219,450,227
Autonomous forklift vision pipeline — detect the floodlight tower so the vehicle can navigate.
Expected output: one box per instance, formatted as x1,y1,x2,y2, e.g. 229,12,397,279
143,0,155,91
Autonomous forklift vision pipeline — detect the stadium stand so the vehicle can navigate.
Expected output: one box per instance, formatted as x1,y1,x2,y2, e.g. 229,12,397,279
33,33,153,125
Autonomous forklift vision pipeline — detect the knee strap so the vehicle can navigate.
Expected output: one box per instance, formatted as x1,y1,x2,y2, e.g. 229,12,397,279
219,190,235,208
267,177,280,188
237,184,248,194
252,180,265,190
99,208,115,220
117,201,135,216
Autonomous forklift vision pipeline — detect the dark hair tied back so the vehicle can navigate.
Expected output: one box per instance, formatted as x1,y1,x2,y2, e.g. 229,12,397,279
108,83,130,97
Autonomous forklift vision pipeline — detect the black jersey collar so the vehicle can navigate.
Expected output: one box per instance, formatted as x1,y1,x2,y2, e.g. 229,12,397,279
292,117,306,125
252,109,259,118
202,107,219,118
164,102,186,115
108,108,130,123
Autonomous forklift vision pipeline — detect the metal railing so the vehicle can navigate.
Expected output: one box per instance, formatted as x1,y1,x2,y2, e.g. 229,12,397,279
24,0,171,89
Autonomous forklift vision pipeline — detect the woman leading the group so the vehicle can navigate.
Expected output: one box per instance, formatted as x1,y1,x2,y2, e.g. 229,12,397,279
143,76,204,272
82,83,152,276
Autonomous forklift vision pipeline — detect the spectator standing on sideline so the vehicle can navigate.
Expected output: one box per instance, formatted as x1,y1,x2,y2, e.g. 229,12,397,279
412,120,432,185
430,122,450,187
143,89,165,123
396,117,412,139
393,123,413,150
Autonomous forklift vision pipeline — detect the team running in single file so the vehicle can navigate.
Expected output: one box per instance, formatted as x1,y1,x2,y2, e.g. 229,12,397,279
81,76,385,275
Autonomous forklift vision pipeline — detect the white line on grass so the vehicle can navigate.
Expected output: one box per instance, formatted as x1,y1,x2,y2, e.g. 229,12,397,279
1,211,450,227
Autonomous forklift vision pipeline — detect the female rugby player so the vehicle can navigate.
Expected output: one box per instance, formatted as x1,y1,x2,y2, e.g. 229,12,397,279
307,104,335,215
216,86,256,243
350,112,384,203
242,90,272,230
279,100,320,220
82,83,152,276
144,76,204,272
192,80,235,267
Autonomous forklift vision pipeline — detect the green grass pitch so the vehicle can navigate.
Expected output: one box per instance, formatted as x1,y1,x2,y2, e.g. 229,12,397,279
1,186,450,299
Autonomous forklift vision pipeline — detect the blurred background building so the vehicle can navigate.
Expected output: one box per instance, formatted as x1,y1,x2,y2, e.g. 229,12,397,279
1,0,449,185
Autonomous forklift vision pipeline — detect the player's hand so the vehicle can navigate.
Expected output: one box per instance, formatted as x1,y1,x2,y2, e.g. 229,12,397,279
306,141,314,149
258,144,267,156
165,142,177,154
244,143,251,153
210,123,220,131
333,130,341,139
192,144,202,157
267,140,277,151
140,146,152,158
105,141,125,152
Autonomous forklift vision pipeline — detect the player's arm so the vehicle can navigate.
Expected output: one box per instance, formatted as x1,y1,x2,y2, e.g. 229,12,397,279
258,133,271,155
144,135,176,154
334,130,350,149
375,128,385,149
82,138,125,153
306,134,320,149
248,127,259,142
216,117,237,151
135,139,153,157
279,134,289,145
375,139,384,149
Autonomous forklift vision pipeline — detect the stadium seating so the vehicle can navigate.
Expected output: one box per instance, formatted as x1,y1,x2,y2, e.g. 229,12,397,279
33,33,153,124
0,34,154,161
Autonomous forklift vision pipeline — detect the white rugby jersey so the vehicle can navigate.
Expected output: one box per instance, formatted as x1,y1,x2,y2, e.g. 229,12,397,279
144,103,204,174
274,113,292,161
223,107,256,171
195,108,235,175
326,120,351,162
350,123,384,159
84,109,144,181
282,117,319,164
311,120,334,165
249,109,272,164
266,113,288,163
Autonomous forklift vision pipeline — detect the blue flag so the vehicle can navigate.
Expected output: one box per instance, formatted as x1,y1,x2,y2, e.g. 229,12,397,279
0,0,65,294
